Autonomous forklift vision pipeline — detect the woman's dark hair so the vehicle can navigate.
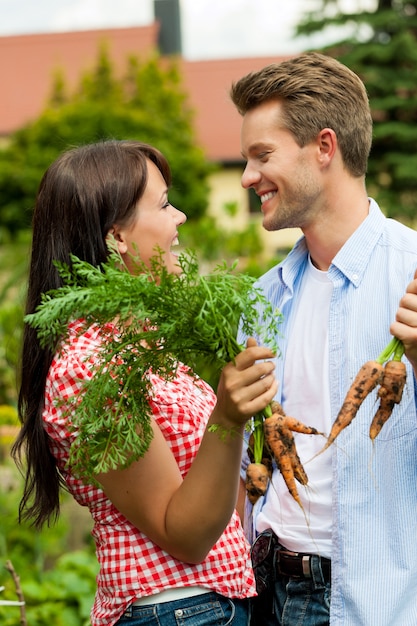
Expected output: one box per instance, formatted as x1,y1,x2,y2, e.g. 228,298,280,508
12,139,172,528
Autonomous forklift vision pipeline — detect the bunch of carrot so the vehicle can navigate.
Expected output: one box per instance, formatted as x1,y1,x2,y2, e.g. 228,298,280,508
245,402,324,510
245,337,407,510
321,337,406,452
26,249,283,481
245,410,274,506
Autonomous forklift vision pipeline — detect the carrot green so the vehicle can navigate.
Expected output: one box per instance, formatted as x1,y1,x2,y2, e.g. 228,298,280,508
376,336,405,364
25,249,282,481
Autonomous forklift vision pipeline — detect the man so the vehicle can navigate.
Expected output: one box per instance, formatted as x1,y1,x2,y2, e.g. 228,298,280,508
231,52,417,626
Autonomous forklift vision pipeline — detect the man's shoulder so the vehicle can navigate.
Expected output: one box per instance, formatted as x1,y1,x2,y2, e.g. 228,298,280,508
383,217,417,249
256,238,307,288
385,216,417,235
257,263,280,285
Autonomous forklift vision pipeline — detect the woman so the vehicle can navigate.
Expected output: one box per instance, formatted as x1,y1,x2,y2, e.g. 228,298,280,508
12,140,277,626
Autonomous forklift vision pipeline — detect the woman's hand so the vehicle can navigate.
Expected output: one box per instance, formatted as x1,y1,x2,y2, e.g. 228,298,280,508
214,337,278,430
97,338,278,564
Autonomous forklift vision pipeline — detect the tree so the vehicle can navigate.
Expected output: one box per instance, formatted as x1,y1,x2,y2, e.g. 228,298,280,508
296,0,417,222
0,45,213,237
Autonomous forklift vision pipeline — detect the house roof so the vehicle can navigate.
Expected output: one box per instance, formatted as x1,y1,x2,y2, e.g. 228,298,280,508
180,56,289,162
0,25,289,162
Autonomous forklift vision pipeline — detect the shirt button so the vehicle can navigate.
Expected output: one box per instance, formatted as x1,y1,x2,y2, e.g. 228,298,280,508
175,609,184,617
352,273,358,280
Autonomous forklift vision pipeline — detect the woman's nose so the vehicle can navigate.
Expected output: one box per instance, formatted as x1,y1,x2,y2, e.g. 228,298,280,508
173,206,187,225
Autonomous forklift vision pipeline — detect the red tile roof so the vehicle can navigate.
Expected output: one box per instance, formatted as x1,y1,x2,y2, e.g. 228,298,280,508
0,25,289,161
180,56,289,162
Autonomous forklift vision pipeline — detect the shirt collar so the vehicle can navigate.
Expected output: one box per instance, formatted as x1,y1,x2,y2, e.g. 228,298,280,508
331,198,385,287
277,199,385,289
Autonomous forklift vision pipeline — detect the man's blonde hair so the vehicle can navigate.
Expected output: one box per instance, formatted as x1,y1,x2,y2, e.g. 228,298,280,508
230,52,373,177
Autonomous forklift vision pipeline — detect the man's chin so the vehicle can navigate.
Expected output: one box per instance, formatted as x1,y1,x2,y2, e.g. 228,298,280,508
263,217,280,232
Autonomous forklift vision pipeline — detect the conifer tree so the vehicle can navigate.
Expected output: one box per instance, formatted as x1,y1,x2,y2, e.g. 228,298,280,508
297,0,417,221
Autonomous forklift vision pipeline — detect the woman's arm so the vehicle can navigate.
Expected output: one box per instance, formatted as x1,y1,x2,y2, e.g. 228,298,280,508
97,340,277,563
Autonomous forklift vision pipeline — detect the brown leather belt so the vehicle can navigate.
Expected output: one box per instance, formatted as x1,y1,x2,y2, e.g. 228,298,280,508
276,548,331,582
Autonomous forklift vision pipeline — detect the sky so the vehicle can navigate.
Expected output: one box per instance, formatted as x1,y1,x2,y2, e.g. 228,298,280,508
0,0,376,59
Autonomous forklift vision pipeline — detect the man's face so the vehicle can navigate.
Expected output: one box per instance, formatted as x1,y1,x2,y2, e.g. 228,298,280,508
240,99,322,232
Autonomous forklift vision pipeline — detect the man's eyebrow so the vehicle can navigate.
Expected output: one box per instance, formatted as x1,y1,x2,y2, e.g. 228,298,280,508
242,143,272,159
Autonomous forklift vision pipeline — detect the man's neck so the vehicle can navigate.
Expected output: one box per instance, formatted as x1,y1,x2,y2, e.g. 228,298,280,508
303,190,370,271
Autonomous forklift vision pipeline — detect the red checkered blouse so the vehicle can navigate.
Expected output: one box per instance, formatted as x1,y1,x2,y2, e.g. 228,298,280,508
43,321,256,626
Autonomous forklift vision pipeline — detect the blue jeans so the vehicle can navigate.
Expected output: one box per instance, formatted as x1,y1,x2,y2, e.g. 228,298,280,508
251,556,330,626
115,592,250,626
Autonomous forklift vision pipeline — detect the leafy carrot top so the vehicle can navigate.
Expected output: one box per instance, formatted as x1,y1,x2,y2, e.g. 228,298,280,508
26,250,282,481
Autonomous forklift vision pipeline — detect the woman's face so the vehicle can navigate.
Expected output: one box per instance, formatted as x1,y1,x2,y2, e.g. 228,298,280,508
112,159,187,275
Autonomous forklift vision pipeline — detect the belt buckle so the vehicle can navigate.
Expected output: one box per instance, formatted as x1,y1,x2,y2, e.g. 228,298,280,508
277,549,312,579
302,555,312,578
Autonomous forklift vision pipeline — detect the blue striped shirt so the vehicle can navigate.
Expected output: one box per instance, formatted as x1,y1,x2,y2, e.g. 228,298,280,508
239,199,417,625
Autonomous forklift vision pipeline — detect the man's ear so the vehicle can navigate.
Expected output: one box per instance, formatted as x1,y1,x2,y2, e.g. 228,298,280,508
317,127,337,167
106,227,128,255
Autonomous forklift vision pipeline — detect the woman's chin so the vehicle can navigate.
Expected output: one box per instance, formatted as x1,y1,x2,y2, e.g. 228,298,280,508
169,252,183,274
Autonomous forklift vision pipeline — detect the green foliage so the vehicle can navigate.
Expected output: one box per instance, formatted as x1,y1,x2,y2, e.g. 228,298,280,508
0,282,20,450
19,551,97,626
0,473,97,626
0,304,21,406
296,0,417,221
0,45,212,236
180,213,268,272
25,249,282,481
0,550,97,625
0,237,30,405
0,486,66,581
0,405,18,426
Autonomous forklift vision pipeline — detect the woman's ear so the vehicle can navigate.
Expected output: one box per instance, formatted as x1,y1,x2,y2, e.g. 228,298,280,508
106,227,128,255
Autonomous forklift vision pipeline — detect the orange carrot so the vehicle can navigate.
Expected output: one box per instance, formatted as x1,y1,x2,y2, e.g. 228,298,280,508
263,413,322,508
264,415,304,508
281,416,325,437
286,432,308,486
369,360,407,441
245,462,272,505
322,360,384,452
270,400,285,416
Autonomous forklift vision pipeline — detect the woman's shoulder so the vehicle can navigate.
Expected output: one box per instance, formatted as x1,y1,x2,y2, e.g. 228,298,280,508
48,320,114,385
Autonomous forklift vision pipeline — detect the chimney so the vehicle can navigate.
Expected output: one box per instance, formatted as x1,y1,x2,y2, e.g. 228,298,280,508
154,0,182,55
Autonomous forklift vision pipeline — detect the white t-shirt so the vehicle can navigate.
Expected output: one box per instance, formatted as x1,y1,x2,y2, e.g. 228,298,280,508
256,255,333,558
